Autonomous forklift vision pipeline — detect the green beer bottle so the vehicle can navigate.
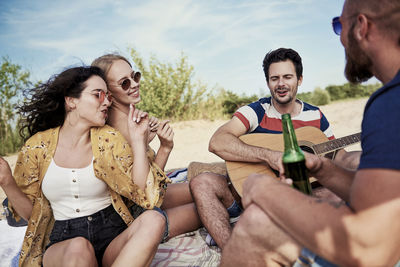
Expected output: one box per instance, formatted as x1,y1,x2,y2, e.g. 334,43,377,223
281,113,312,195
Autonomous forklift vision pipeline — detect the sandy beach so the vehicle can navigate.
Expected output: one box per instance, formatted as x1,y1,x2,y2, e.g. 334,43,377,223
0,97,368,267
0,97,367,218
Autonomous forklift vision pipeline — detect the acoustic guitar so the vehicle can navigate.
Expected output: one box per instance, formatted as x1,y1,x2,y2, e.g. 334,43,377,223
226,126,361,197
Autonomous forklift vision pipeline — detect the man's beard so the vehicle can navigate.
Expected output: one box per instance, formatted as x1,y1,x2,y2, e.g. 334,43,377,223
344,27,374,83
272,88,295,105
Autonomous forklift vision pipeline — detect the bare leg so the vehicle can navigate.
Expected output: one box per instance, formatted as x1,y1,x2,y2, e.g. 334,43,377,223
189,173,235,248
43,237,97,267
221,204,301,267
102,210,165,267
166,203,202,238
161,183,193,209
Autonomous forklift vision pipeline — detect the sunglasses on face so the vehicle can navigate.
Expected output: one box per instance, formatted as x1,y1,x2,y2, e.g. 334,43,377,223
332,16,342,35
87,90,112,103
118,71,142,90
82,90,112,103
97,90,112,103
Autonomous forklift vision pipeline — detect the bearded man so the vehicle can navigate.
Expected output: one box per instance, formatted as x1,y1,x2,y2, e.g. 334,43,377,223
220,0,400,266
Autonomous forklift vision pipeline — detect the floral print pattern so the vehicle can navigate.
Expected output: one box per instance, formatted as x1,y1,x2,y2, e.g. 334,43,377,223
9,125,170,267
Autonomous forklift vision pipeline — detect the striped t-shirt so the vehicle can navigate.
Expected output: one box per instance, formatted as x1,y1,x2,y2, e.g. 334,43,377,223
234,97,334,140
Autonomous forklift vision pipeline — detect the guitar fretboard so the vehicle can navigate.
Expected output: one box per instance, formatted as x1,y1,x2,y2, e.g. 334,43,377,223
312,132,361,155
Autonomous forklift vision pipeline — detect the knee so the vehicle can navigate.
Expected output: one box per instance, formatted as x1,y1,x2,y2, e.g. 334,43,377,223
234,204,272,237
189,172,227,195
63,237,96,264
134,210,166,241
189,173,210,192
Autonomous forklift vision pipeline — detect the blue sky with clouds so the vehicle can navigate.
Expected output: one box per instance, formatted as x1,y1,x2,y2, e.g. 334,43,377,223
0,0,354,96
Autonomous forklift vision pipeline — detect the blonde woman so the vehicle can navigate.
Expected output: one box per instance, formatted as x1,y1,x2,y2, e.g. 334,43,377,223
92,54,201,240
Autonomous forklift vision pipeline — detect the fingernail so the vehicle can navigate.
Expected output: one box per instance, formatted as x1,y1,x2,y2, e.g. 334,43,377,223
133,117,136,121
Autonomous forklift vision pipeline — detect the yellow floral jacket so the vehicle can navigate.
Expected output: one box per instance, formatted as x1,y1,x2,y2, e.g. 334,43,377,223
10,125,171,267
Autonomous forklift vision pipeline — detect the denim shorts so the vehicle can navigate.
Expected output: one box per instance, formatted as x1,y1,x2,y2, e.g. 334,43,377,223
293,248,338,267
46,205,126,265
294,248,400,267
128,203,169,242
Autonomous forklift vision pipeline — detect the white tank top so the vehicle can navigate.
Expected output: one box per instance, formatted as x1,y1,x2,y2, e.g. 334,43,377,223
42,158,111,220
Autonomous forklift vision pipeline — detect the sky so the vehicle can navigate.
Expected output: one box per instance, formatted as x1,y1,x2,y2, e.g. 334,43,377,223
0,0,358,96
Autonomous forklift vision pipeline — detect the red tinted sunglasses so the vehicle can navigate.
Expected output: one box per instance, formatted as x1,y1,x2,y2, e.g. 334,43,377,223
91,90,112,103
119,71,141,90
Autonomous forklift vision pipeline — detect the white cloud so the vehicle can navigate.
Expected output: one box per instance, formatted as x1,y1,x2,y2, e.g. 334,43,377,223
0,0,348,95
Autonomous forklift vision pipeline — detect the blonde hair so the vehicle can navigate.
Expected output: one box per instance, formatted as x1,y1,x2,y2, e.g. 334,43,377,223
91,54,132,78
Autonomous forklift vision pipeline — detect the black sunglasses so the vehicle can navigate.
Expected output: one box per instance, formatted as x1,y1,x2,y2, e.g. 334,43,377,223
119,71,141,90
332,16,342,35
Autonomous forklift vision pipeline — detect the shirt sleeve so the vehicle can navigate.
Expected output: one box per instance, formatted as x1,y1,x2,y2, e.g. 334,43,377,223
359,89,400,170
234,104,260,133
9,139,42,222
92,127,171,209
319,110,335,140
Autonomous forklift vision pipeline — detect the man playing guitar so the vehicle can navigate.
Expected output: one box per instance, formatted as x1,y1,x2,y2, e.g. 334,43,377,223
189,48,360,249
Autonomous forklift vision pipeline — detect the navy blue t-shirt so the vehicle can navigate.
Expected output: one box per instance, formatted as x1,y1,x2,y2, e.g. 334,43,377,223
358,70,400,170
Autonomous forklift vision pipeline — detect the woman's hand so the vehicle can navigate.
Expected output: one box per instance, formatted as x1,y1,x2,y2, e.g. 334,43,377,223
157,120,174,152
0,157,14,188
128,104,150,145
148,116,160,143
128,104,151,189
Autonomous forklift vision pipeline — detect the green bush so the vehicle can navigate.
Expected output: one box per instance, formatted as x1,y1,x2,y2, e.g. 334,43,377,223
222,91,259,116
130,48,209,120
310,88,330,106
129,47,258,120
297,91,313,103
326,82,381,100
0,57,31,155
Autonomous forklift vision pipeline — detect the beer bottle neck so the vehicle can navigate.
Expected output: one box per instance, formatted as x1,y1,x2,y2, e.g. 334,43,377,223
282,114,304,162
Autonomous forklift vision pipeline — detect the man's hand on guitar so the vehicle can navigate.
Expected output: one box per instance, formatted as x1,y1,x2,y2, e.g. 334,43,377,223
263,150,285,176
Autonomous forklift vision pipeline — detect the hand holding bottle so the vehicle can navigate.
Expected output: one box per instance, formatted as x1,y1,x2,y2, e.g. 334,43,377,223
281,114,312,195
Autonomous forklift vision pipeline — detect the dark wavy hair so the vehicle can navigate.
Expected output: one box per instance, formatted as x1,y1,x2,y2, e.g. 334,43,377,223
18,66,105,140
262,48,303,83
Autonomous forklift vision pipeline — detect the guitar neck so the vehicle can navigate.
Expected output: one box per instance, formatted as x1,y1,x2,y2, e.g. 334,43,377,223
312,132,361,155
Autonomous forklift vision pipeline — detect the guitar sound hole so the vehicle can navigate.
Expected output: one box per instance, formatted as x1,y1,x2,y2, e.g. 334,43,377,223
300,146,314,154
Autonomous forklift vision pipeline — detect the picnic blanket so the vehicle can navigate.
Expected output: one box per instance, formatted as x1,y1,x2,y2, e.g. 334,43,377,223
0,220,221,267
152,229,221,267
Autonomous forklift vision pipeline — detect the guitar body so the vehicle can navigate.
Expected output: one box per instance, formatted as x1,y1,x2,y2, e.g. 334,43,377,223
226,126,331,197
